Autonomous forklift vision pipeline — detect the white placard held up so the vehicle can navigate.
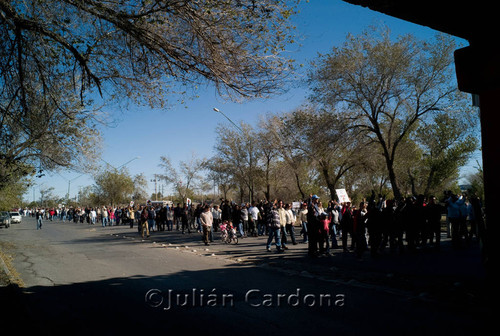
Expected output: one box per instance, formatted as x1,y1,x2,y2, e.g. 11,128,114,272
335,189,351,203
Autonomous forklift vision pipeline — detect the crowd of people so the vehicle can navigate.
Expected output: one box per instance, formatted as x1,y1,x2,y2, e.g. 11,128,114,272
296,191,485,258
22,190,484,258
25,206,136,227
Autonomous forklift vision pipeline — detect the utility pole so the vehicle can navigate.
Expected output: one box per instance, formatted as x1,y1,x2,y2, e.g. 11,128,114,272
151,174,160,201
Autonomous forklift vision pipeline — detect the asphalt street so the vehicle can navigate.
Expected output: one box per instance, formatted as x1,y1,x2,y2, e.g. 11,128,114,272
0,216,492,335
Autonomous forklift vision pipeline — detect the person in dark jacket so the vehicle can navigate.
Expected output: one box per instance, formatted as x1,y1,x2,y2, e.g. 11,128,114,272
367,200,383,257
232,204,242,236
181,203,191,234
265,202,283,252
147,206,156,232
174,203,182,231
307,195,321,257
354,202,368,258
401,197,418,252
140,206,149,238
425,196,444,249
221,200,232,222
340,202,354,252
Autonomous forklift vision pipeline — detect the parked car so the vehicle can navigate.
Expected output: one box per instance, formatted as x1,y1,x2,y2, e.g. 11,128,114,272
0,211,11,228
10,211,22,223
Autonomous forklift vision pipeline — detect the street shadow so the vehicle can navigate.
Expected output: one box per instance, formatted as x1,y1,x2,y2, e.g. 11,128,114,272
25,219,490,317
64,225,489,295
0,261,492,336
0,267,359,336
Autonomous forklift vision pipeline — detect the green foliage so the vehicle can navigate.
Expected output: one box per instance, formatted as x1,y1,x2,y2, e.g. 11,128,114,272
308,25,475,199
466,165,484,201
0,178,27,210
412,111,479,195
1,0,298,105
132,173,149,205
1,0,298,194
93,169,134,206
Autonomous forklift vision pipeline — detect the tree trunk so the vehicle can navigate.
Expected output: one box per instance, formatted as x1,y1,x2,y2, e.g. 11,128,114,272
374,127,402,200
387,159,401,200
424,169,436,197
239,185,245,204
407,168,417,196
264,158,271,201
320,164,336,201
294,171,306,200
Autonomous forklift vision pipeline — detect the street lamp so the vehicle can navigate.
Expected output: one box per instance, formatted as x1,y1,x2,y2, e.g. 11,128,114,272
213,107,243,132
101,156,141,171
213,107,254,203
67,173,85,201
118,156,141,170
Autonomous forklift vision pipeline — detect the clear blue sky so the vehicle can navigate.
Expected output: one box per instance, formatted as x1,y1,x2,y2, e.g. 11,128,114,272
27,0,477,203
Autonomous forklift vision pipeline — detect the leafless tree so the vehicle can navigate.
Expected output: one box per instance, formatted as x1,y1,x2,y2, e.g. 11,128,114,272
159,154,207,203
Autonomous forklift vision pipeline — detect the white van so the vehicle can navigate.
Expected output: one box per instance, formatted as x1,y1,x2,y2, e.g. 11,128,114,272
10,211,22,223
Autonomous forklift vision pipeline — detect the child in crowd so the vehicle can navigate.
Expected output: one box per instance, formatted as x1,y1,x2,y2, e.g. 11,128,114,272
319,212,331,254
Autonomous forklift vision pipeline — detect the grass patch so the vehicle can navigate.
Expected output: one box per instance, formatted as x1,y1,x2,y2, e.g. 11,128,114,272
0,241,25,287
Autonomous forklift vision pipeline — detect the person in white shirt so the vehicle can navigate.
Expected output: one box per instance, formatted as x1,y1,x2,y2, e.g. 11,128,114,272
211,205,222,233
101,206,109,227
240,204,249,237
248,202,260,237
329,201,342,249
166,205,173,231
90,208,97,225
284,203,298,245
297,203,308,243
200,205,213,245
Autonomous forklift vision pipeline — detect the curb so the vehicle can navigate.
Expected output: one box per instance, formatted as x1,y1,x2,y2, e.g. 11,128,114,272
0,252,15,284
0,245,24,287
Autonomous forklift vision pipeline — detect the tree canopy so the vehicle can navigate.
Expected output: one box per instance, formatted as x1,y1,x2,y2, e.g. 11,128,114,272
206,27,479,203
92,169,134,206
308,26,477,199
1,0,298,104
0,0,299,199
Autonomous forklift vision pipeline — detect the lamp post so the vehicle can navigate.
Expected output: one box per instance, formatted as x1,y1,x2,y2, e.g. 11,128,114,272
66,157,141,202
213,107,243,132
101,156,141,171
67,173,85,202
213,107,254,203
102,156,141,206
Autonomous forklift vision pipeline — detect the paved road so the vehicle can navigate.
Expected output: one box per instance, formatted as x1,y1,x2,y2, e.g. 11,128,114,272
0,216,492,335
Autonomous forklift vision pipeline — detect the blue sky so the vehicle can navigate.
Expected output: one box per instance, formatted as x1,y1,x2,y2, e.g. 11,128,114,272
28,0,477,202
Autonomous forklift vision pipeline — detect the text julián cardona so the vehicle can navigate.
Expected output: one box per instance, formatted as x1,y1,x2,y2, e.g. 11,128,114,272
145,288,345,310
